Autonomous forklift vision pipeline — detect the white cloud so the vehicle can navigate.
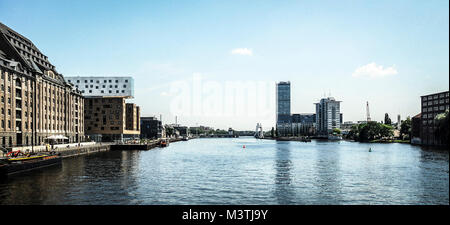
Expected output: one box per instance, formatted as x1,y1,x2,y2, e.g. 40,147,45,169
352,62,398,78
230,48,253,56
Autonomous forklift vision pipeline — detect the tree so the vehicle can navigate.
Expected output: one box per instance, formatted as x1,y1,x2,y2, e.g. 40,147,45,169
347,125,360,141
400,117,411,140
380,124,394,138
332,128,341,134
271,127,275,138
347,121,394,141
434,109,449,146
165,125,174,137
384,113,392,125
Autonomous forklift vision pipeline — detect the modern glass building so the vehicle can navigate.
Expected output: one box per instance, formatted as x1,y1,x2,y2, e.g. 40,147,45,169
276,81,291,136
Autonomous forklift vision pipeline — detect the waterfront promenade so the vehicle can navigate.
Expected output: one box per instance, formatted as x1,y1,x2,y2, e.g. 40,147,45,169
1,137,185,160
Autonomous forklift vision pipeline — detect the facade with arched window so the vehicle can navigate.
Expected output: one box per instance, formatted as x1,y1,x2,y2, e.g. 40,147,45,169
0,22,85,148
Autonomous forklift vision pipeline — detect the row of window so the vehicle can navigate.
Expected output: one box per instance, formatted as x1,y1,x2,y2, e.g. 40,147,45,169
7,34,47,60
69,79,129,84
79,84,127,89
422,98,449,106
87,126,121,130
83,90,126,94
422,105,449,112
422,93,449,101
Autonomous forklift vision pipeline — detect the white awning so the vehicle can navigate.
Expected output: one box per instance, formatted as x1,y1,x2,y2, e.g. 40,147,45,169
46,135,69,140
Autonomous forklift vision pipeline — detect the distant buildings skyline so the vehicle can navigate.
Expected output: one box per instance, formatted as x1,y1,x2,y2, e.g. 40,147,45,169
1,0,448,131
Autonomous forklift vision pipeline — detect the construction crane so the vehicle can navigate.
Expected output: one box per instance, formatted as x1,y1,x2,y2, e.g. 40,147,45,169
366,101,371,122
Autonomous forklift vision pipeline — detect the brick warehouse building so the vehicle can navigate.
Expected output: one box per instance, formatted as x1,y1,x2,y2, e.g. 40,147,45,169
0,23,84,147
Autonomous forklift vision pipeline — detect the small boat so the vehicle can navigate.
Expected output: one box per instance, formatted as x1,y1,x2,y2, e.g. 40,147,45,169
182,136,189,141
160,139,169,147
0,151,62,176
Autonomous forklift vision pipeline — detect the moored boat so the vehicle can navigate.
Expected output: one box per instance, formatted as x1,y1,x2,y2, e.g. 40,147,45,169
159,139,169,147
0,151,62,176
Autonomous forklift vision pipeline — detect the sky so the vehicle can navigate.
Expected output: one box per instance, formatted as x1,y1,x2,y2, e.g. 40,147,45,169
0,0,448,130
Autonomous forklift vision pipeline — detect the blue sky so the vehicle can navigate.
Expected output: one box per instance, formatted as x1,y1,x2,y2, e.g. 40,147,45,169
1,0,448,130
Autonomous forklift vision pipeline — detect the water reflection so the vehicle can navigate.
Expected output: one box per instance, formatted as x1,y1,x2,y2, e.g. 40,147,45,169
313,141,343,204
418,148,449,204
0,151,141,205
273,142,295,204
0,138,448,205
0,164,64,204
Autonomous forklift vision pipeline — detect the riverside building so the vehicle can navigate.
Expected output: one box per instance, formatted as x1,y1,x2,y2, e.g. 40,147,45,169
84,96,140,142
420,91,449,146
291,113,316,136
315,97,342,135
140,116,164,139
66,76,141,142
0,22,84,147
65,76,134,97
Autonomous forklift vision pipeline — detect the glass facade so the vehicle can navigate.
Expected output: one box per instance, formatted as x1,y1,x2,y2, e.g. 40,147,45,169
276,81,291,124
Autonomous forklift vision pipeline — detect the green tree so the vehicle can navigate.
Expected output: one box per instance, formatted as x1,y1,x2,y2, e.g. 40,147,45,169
348,122,393,141
271,127,275,138
434,110,449,146
165,125,174,137
332,128,341,134
400,117,411,140
347,125,360,141
384,113,392,125
380,124,394,138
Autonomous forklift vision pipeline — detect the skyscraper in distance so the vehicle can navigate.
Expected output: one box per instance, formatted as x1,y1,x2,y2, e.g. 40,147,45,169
276,81,291,136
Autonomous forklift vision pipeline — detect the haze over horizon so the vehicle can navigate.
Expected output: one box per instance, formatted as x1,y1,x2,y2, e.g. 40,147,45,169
1,0,448,130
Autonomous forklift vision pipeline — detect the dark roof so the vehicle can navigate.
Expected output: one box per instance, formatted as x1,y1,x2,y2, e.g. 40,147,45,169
0,22,69,86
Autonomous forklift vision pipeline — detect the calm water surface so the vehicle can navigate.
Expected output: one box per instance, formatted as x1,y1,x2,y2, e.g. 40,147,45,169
0,137,448,205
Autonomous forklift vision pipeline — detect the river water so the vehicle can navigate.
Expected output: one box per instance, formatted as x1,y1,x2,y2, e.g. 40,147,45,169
0,137,448,205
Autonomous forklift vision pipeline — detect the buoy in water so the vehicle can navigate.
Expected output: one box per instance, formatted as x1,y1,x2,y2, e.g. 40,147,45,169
369,148,372,152
243,145,246,148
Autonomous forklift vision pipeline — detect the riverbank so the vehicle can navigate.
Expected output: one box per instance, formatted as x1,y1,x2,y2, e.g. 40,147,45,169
2,137,189,159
